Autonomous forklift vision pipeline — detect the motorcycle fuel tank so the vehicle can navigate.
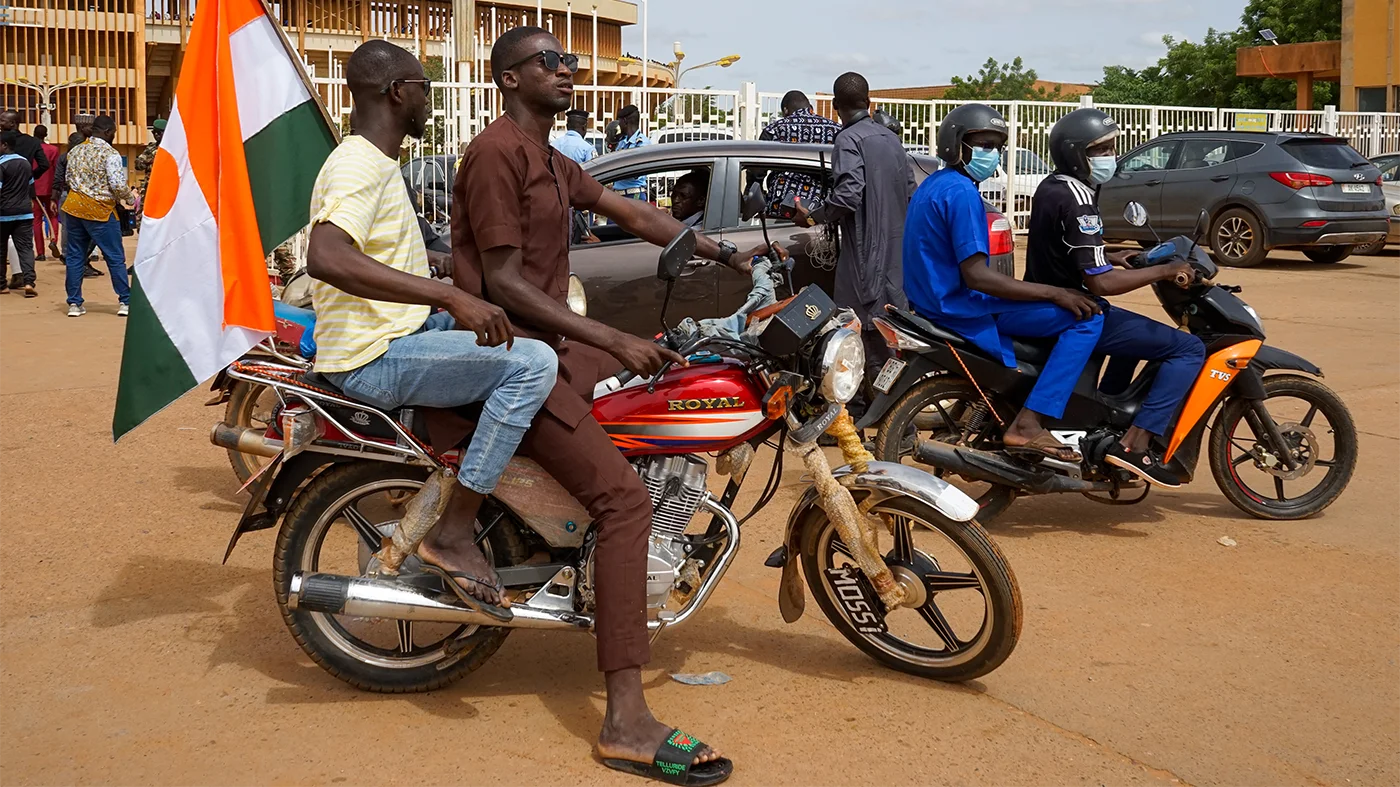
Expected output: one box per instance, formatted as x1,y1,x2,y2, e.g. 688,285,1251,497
594,359,770,456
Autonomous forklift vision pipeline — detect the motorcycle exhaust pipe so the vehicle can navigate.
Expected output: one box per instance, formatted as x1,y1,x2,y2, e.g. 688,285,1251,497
287,572,594,631
210,422,284,458
913,440,1112,494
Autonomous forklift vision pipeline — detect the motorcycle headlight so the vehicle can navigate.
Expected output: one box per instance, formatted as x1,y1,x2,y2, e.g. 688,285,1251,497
819,328,865,404
567,273,588,317
1240,300,1263,333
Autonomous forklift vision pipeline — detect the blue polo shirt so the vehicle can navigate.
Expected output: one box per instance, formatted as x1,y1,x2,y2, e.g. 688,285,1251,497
903,168,1016,367
611,130,651,190
551,130,596,164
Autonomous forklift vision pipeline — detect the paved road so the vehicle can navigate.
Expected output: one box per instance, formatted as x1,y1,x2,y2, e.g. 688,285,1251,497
2,246,1396,786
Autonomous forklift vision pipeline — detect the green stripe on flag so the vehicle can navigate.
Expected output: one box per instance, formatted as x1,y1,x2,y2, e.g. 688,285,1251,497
112,274,199,441
245,100,337,256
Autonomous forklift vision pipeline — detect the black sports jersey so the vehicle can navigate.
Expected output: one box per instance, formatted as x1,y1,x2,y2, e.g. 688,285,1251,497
1025,173,1113,291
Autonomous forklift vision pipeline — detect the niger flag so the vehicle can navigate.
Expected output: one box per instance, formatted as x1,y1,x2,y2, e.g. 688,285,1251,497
113,0,336,439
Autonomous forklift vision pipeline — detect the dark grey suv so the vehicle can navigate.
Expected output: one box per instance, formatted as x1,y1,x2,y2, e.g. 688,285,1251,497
1101,131,1387,266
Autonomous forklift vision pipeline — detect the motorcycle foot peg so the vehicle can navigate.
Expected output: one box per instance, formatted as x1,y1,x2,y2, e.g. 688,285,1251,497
764,545,789,568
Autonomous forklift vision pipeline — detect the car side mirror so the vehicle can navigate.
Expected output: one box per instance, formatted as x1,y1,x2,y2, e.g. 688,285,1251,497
740,181,767,222
1123,201,1149,227
657,228,698,282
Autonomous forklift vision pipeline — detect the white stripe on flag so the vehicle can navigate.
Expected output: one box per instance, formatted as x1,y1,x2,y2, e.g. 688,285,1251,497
229,15,316,142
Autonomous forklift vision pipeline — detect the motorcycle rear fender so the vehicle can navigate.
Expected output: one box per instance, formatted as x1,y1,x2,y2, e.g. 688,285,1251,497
222,452,341,563
1251,345,1323,377
206,368,233,405
775,461,979,623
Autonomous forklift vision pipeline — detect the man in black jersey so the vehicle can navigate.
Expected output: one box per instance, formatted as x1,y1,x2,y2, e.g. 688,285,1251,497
1025,108,1205,488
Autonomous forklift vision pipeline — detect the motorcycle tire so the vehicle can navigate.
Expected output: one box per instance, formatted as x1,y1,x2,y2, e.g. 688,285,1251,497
273,462,528,693
797,496,1021,681
1208,374,1357,520
873,377,1018,522
224,380,275,484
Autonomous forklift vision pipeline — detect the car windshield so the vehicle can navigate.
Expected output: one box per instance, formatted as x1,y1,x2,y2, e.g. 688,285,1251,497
1283,139,1369,169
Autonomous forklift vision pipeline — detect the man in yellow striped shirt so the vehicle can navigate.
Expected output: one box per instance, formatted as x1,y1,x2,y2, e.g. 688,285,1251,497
307,40,556,613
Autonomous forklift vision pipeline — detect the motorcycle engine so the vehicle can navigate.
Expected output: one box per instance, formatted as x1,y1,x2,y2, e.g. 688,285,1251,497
580,455,711,610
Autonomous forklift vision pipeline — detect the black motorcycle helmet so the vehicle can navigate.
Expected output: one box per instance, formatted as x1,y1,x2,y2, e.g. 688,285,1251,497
872,109,902,136
936,103,1008,166
1049,107,1120,181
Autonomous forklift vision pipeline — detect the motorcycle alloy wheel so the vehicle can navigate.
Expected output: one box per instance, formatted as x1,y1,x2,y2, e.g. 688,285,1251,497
873,377,1018,522
224,380,278,484
798,497,1022,681
1208,374,1357,520
273,462,527,692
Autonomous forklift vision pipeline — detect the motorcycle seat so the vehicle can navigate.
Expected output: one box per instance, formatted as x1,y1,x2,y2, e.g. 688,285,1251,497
886,307,1068,367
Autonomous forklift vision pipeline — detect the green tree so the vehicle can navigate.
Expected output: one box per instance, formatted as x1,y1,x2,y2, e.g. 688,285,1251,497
943,57,1065,102
1093,0,1341,108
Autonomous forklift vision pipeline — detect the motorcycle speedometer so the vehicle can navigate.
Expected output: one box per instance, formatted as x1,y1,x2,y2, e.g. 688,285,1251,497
819,329,865,404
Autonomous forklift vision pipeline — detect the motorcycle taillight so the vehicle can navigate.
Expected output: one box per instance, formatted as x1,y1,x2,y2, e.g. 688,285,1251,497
280,406,323,457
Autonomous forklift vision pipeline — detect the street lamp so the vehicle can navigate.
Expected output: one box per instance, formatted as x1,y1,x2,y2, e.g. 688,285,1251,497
678,55,740,86
618,52,740,87
3,78,108,127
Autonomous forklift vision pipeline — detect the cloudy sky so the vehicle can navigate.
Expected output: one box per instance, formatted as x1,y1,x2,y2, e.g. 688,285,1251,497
620,0,1249,94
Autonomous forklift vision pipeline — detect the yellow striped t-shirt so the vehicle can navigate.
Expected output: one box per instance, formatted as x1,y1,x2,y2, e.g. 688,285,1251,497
308,135,431,373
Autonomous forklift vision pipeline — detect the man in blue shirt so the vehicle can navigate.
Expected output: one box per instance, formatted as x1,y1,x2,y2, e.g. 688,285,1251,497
609,104,650,198
904,104,1103,462
551,108,596,164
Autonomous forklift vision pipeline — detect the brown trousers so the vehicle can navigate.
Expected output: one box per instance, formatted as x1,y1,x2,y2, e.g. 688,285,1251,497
519,391,653,673
426,341,652,673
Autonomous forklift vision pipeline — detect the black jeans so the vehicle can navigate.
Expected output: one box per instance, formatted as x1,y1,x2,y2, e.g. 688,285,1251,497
0,219,36,287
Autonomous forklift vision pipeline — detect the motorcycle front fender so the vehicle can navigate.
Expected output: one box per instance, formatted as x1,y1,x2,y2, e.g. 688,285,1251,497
1251,345,1323,377
773,461,979,623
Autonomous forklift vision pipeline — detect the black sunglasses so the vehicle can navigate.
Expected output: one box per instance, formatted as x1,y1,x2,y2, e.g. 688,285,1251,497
505,50,580,74
381,78,432,96
964,139,1006,152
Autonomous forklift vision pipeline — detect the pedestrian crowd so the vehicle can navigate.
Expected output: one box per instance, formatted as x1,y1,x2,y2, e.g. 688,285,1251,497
0,110,163,316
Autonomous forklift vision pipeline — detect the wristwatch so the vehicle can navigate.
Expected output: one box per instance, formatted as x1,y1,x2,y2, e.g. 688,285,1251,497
717,240,738,268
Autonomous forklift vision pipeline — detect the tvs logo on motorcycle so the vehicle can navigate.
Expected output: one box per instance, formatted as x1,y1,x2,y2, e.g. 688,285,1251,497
1209,369,1233,382
668,397,745,411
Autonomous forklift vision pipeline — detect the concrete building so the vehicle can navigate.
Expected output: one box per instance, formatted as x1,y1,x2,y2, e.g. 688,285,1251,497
2,0,669,165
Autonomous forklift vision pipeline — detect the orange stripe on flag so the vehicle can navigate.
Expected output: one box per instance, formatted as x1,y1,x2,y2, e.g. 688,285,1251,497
174,0,275,333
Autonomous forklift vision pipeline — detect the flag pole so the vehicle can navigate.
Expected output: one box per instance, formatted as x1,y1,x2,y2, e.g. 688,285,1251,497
257,0,341,143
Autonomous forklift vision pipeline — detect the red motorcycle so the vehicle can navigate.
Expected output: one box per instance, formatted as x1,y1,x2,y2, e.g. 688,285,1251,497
214,213,1020,691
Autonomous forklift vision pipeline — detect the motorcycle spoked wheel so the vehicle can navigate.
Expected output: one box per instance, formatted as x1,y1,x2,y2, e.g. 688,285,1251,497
798,496,1022,681
1208,374,1357,520
224,380,279,484
273,462,528,692
873,377,1018,522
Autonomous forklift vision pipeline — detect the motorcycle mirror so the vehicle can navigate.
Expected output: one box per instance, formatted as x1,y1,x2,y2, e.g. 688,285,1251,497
1192,208,1210,241
740,181,767,222
656,227,697,282
1123,201,1149,227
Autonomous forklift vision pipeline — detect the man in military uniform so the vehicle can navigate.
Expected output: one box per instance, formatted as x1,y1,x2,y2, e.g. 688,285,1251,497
133,119,166,231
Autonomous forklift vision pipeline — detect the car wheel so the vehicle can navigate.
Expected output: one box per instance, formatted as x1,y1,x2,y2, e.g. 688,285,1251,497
1302,245,1354,263
1209,208,1269,268
1350,237,1386,256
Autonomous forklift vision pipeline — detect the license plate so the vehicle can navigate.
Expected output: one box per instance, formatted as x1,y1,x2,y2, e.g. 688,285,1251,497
824,565,887,634
1342,183,1371,193
873,358,907,394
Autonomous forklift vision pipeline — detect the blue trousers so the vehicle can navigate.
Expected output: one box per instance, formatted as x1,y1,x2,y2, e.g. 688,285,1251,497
326,312,558,494
1095,307,1206,436
993,303,1105,419
64,214,129,306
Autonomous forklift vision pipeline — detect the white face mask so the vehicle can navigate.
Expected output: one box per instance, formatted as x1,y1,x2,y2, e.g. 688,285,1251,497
1088,155,1117,185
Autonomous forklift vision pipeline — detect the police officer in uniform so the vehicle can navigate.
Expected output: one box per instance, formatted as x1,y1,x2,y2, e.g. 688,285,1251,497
1025,107,1206,487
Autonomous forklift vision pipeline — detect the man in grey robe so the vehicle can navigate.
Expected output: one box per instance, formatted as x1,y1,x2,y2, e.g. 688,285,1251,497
794,71,915,409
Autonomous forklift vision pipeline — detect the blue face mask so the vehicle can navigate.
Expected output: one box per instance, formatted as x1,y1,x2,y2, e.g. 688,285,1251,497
964,146,1000,182
1088,155,1117,185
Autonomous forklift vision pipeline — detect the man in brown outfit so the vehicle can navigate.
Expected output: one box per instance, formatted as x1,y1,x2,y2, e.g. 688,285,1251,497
446,24,778,784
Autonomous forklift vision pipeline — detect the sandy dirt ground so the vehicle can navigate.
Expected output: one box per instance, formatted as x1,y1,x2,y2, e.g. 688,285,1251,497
1,242,1397,786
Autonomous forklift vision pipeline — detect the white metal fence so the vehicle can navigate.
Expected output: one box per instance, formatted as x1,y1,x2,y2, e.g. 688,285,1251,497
305,69,1400,233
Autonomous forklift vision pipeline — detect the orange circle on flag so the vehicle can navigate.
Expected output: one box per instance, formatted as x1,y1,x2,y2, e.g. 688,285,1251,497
143,148,180,220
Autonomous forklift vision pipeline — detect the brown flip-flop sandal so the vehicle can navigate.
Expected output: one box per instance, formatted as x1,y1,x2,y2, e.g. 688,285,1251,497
417,562,513,623
1006,431,1082,463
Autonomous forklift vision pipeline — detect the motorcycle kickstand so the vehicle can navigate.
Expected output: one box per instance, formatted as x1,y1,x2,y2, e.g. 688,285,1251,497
649,611,677,644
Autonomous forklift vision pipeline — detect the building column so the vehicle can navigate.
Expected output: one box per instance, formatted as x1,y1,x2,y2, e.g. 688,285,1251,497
1297,71,1314,110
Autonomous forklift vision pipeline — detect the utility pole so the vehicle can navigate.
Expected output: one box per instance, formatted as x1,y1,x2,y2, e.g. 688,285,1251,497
453,0,476,83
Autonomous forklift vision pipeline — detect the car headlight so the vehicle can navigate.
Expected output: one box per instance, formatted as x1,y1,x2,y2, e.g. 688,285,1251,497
567,273,587,317
819,328,865,404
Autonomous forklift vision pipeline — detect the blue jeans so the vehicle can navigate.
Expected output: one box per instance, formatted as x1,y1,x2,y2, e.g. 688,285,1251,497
1095,306,1206,436
325,312,558,494
993,302,1105,420
64,213,129,306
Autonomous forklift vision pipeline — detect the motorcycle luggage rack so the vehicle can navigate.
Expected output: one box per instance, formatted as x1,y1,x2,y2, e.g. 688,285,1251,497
247,337,312,370
226,360,444,469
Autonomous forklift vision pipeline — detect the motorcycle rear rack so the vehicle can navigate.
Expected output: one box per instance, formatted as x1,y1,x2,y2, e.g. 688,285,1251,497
226,360,445,469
